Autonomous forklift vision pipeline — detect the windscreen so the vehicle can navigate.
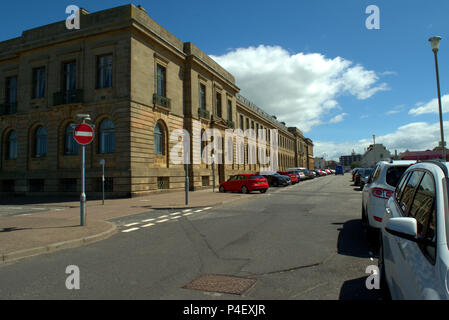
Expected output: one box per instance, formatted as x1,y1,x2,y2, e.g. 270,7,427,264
249,175,265,180
386,166,409,187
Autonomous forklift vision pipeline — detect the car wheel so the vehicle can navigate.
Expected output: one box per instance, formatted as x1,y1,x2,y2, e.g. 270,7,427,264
378,239,391,300
241,186,249,194
219,186,225,193
260,189,267,194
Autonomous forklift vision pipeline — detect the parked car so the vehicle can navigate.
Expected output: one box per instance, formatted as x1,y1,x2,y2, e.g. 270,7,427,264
259,171,290,187
288,168,311,180
379,160,449,299
361,160,416,242
278,171,299,184
354,168,371,186
359,168,374,189
219,174,269,194
352,168,362,181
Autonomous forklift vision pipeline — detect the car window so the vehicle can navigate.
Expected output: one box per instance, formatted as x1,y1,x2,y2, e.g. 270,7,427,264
395,171,410,202
409,173,435,236
409,172,437,263
372,166,381,182
386,166,409,187
249,175,264,179
238,175,247,180
399,171,424,215
228,176,238,181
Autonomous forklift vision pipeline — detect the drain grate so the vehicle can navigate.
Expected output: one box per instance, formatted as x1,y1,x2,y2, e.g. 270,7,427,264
183,274,256,295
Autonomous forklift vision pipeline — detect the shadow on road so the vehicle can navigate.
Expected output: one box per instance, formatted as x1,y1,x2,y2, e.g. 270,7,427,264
334,219,377,259
339,276,383,300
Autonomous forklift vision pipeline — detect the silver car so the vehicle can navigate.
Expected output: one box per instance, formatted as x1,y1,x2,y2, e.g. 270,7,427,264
380,161,449,299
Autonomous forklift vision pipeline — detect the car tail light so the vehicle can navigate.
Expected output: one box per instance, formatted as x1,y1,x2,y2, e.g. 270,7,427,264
374,216,382,222
372,188,393,199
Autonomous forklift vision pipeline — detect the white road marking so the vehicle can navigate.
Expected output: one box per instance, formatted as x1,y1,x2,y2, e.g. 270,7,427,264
170,216,180,220
30,208,46,210
156,219,169,223
169,212,181,216
124,222,140,227
142,218,155,223
182,209,192,213
4,207,23,210
141,223,155,228
122,227,140,233
18,213,32,216
157,215,169,219
194,209,203,213
204,207,212,210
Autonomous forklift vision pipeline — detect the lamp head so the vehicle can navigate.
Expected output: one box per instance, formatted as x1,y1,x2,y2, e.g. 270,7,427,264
429,36,442,52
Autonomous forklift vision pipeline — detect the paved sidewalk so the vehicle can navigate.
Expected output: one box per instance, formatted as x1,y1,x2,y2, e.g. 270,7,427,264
0,189,252,263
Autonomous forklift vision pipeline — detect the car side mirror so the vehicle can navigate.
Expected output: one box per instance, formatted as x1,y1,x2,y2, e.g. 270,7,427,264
385,217,419,242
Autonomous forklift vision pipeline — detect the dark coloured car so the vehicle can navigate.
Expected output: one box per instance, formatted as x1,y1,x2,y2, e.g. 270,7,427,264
262,174,289,187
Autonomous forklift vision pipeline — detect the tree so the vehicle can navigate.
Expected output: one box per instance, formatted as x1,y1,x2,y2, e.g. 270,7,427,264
350,161,360,169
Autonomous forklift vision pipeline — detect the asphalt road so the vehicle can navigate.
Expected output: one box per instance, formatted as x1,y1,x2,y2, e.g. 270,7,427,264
0,175,382,300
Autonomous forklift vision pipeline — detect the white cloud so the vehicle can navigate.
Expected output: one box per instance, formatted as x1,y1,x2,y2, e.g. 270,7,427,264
329,113,348,124
314,121,448,161
211,45,388,132
409,94,449,116
385,104,405,115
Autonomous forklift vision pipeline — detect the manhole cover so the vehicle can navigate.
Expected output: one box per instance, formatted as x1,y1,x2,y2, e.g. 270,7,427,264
182,274,256,295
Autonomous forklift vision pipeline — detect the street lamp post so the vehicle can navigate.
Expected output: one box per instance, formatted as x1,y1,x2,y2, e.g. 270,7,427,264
429,36,446,161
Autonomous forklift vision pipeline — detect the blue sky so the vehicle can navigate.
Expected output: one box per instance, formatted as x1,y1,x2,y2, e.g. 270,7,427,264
1,0,449,159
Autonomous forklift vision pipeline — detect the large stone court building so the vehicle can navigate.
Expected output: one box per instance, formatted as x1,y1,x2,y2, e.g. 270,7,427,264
0,4,313,197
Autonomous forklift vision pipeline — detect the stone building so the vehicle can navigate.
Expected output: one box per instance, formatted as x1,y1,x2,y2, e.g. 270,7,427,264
0,4,313,197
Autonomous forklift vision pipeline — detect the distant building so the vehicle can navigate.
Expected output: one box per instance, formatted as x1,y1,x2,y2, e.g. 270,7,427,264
339,153,362,167
314,157,326,169
399,149,449,161
361,144,392,167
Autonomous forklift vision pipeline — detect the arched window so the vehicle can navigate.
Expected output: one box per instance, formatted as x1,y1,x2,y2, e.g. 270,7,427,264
154,123,164,155
6,130,17,160
65,123,79,155
99,119,115,154
35,126,47,157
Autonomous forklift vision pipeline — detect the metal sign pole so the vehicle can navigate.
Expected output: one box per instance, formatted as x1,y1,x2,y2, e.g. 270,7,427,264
80,144,86,226
100,159,105,205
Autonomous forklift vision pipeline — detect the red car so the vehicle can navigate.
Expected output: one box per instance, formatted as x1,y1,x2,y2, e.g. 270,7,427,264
219,174,269,194
277,171,299,184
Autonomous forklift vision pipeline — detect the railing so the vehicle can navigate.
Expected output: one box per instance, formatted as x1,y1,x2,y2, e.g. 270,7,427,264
0,102,17,115
153,94,171,109
198,107,210,119
53,89,83,106
236,93,288,130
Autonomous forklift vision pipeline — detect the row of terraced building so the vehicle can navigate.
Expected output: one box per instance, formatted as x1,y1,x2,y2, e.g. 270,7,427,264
0,4,313,197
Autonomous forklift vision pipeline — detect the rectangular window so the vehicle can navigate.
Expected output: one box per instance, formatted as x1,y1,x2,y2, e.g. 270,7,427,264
6,76,18,105
200,84,206,110
29,179,45,192
246,118,249,130
32,67,46,99
202,176,210,187
240,115,244,130
60,179,77,192
157,64,166,97
63,61,77,92
97,54,113,89
227,100,232,121
157,177,169,189
216,92,222,117
2,180,14,192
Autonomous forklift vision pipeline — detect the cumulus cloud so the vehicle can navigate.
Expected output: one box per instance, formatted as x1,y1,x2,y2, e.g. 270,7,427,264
314,121,448,160
386,104,405,115
409,94,449,116
211,45,388,132
329,113,348,124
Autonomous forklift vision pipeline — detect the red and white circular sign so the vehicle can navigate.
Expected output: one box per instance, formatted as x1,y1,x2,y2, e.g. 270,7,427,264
73,123,94,145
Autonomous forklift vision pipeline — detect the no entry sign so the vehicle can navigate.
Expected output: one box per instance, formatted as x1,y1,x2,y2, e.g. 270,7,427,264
73,123,94,145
